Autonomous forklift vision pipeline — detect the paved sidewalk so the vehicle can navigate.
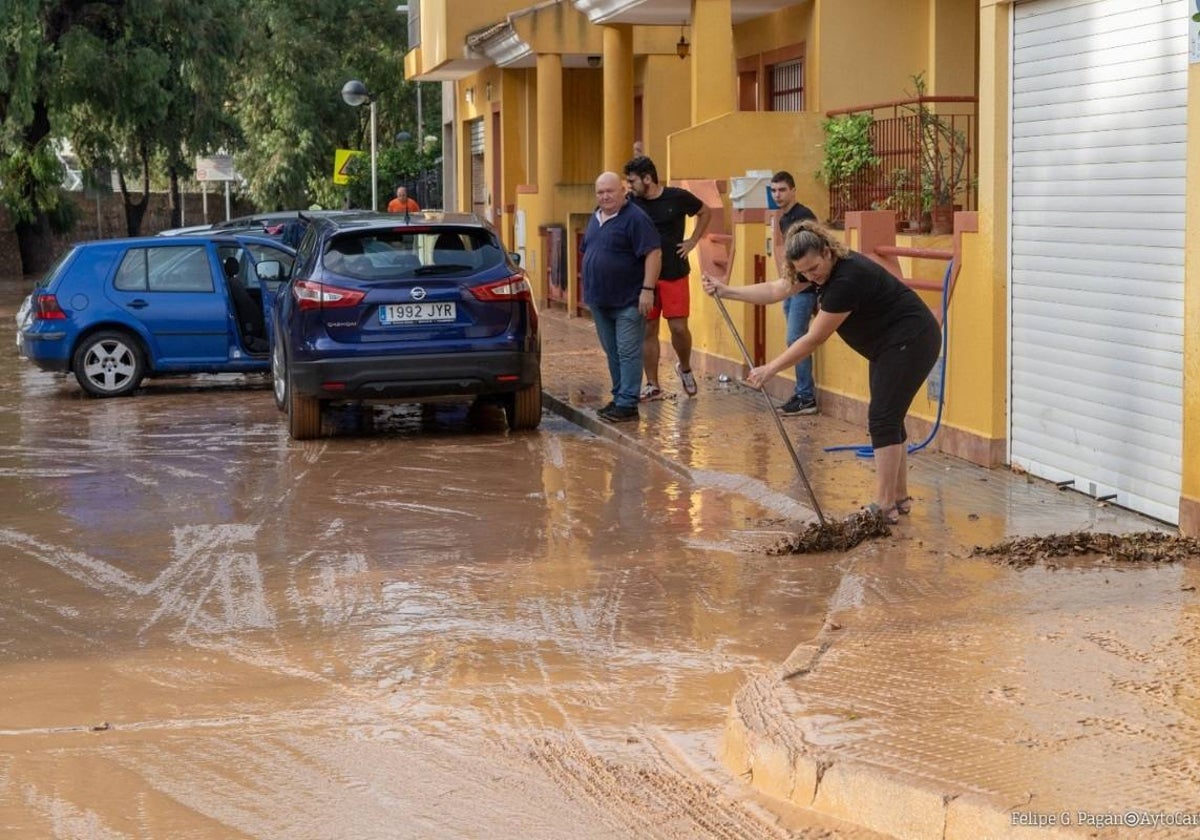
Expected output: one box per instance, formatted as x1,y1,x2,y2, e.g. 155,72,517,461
539,308,1200,840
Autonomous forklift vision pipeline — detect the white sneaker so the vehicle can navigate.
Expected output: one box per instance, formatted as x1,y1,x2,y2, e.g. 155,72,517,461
675,363,698,397
639,383,664,401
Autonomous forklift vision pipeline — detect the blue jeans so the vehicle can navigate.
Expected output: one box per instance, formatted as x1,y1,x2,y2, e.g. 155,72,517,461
782,292,816,401
592,305,644,409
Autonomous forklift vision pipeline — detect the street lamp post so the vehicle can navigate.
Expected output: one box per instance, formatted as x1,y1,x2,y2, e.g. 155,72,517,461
341,79,378,211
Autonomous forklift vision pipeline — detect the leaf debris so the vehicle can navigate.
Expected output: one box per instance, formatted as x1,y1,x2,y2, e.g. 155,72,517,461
971,531,1200,568
768,508,892,555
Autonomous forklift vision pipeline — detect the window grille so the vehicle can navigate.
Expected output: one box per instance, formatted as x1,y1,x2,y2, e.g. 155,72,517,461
770,59,803,112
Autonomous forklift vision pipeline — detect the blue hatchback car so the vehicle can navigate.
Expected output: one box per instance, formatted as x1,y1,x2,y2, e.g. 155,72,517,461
270,211,541,439
17,234,295,396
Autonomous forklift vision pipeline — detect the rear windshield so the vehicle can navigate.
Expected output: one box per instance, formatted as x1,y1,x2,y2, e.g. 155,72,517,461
36,247,79,289
321,228,505,280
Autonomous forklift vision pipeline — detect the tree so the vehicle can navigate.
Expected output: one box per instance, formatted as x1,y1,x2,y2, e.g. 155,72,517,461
59,0,243,235
2,0,431,270
230,0,417,210
0,0,123,274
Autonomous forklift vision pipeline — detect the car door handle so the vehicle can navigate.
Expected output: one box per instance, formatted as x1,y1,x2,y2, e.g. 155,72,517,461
127,299,149,309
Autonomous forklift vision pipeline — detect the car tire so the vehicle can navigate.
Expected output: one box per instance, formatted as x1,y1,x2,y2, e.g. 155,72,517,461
287,385,322,440
271,332,288,412
504,370,542,431
72,330,145,398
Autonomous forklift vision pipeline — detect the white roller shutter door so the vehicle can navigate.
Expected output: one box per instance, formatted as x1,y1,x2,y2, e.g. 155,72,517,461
1010,0,1186,524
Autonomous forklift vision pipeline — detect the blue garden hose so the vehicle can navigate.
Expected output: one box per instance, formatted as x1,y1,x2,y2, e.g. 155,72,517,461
824,260,952,459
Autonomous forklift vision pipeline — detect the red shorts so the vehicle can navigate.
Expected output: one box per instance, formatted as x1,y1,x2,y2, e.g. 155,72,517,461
647,276,690,320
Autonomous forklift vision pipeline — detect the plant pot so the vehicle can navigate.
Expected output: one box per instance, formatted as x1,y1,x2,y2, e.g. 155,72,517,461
930,204,954,235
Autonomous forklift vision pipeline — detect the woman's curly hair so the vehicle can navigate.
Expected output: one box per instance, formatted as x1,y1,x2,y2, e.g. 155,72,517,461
782,220,848,284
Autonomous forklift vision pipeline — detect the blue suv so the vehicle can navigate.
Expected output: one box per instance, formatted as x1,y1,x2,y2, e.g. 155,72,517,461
269,212,541,439
17,234,295,396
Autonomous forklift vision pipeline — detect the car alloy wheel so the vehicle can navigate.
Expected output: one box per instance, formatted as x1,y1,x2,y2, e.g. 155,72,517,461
271,334,288,412
72,330,145,397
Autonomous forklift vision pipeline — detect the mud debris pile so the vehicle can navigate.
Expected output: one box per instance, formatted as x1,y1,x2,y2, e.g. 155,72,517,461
972,531,1200,568
768,508,892,555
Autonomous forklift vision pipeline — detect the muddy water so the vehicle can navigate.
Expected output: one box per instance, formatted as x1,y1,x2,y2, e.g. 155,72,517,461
0,278,879,838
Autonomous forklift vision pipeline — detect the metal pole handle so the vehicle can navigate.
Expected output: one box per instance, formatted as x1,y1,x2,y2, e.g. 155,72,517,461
712,292,827,525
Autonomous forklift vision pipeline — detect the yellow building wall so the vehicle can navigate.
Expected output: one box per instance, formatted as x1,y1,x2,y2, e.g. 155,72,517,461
735,5,813,67
636,55,692,162
497,71,530,246
929,0,978,97
562,69,605,183
1182,64,1200,534
669,111,829,240
964,0,1008,454
814,1,930,109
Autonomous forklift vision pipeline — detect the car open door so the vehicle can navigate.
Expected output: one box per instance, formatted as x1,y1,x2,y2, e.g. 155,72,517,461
233,235,296,349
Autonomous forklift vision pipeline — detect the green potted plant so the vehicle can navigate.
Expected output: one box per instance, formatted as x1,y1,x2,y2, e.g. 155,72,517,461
872,167,929,231
905,72,970,234
817,112,880,227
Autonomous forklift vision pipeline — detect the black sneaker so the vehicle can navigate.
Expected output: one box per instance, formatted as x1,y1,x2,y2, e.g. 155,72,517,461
599,404,639,423
779,395,818,415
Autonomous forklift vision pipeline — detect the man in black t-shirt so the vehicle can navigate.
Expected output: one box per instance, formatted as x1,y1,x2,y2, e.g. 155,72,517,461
770,171,820,416
624,156,712,400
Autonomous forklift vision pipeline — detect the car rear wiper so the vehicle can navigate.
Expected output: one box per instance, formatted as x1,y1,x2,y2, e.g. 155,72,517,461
413,264,472,275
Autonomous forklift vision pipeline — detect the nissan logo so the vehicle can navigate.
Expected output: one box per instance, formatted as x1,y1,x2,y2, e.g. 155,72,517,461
411,287,427,301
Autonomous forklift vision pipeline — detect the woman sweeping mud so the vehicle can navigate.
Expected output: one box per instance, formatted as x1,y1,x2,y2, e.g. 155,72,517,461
703,220,940,524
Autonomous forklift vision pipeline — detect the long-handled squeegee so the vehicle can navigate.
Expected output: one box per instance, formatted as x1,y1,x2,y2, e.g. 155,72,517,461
712,294,827,526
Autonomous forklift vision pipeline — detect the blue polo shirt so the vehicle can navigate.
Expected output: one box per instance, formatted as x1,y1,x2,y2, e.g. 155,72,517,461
580,201,660,308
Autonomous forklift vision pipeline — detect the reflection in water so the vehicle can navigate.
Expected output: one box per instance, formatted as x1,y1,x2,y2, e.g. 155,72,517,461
0,275,845,834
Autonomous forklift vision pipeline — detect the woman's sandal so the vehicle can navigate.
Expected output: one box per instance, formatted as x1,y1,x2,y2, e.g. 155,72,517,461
866,502,901,525
895,496,914,516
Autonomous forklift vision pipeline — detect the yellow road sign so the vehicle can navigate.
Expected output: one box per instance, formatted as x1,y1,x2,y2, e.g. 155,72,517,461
333,149,365,185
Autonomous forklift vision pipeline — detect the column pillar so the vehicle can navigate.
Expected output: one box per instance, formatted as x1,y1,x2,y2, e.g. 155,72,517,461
536,53,564,219
602,24,634,172
691,0,735,123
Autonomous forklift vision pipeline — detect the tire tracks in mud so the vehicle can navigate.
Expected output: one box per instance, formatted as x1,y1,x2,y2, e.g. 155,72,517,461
523,730,825,839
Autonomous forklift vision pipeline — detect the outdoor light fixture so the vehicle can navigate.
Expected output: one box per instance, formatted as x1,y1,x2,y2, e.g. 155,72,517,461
465,86,475,105
676,25,690,60
341,79,378,211
587,55,601,68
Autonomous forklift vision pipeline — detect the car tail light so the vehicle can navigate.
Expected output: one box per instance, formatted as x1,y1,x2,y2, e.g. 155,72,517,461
470,275,532,302
293,279,366,310
34,294,67,320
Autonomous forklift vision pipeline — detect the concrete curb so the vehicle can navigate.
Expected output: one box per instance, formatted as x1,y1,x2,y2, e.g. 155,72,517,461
721,673,1094,840
542,391,706,482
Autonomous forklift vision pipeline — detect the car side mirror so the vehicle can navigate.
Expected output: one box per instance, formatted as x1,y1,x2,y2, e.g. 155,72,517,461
256,260,283,286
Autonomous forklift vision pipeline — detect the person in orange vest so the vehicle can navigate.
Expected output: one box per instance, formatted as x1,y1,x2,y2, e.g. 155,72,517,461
387,186,420,214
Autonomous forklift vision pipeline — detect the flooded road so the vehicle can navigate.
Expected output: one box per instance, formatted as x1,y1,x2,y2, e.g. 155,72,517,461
0,277,877,838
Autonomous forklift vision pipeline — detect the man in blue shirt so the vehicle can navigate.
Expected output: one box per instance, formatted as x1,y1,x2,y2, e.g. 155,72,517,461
580,171,662,423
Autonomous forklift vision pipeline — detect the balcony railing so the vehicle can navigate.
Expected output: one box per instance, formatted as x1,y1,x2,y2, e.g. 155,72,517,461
825,94,977,230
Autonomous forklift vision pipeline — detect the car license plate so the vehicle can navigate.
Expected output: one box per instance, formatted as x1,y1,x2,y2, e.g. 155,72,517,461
379,302,457,325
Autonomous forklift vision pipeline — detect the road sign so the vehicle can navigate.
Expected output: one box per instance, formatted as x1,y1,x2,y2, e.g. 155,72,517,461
195,154,235,182
334,149,364,185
